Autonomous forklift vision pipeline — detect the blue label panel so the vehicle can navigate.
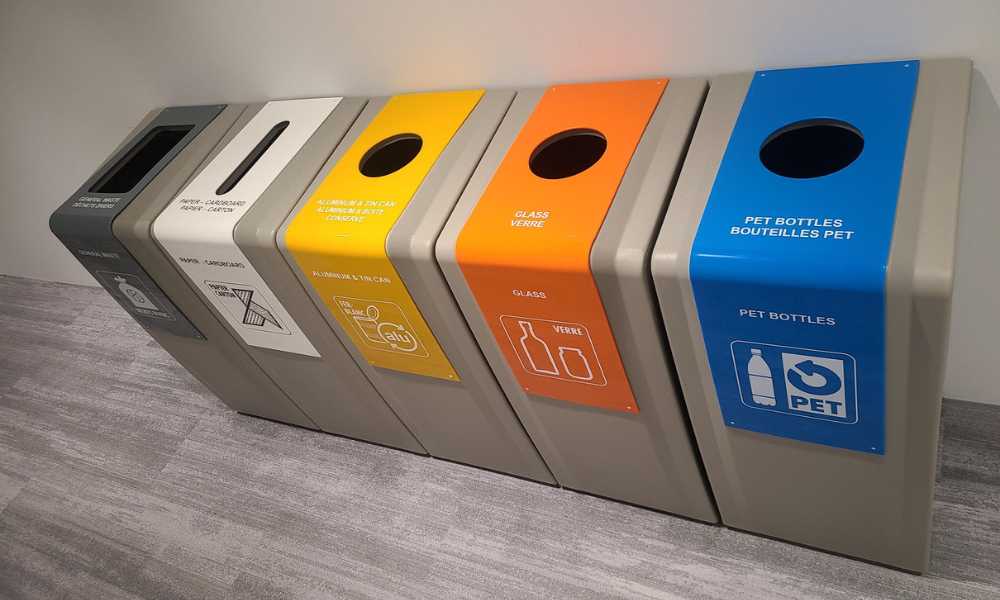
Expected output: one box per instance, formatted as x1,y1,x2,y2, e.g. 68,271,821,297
690,61,919,454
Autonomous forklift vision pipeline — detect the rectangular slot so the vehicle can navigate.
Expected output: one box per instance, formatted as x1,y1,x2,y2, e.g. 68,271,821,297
215,120,289,195
90,125,194,194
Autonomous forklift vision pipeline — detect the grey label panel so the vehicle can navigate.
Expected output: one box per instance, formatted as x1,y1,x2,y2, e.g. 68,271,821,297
74,235,201,333
50,104,225,339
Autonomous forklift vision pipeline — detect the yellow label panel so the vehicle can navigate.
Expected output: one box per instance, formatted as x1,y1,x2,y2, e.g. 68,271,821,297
285,91,484,380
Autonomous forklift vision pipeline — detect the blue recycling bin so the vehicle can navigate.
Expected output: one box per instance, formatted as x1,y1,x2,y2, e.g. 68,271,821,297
652,59,973,572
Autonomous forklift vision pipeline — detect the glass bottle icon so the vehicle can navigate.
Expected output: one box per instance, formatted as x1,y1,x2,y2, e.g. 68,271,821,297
558,347,594,381
518,320,558,375
747,348,776,406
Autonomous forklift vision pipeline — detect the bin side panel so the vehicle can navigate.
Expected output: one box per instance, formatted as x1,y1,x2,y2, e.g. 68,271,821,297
589,77,718,521
884,58,972,572
384,89,556,483
651,74,756,526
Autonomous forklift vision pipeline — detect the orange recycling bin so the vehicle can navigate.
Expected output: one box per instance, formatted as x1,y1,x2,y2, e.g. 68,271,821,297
437,79,718,521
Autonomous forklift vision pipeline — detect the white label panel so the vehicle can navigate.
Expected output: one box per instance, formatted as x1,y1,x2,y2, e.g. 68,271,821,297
153,98,342,357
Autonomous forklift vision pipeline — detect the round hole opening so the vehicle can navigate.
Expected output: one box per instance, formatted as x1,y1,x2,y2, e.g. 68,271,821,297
759,119,864,179
529,129,607,180
359,134,423,178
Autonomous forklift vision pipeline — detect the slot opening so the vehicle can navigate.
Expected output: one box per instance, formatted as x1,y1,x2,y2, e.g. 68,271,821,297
216,120,290,195
529,129,607,180
89,125,194,194
359,134,423,178
759,119,865,179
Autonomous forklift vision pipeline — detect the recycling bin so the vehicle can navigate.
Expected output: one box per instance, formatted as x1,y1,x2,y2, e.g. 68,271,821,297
149,98,423,452
280,90,554,482
651,59,972,571
437,78,718,521
50,104,316,427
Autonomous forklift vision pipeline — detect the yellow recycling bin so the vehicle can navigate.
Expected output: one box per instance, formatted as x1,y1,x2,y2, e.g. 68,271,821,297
281,91,555,482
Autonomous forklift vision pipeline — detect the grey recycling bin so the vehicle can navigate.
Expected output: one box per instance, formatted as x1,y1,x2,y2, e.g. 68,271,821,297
651,59,972,571
150,97,423,452
437,78,718,521
50,104,316,428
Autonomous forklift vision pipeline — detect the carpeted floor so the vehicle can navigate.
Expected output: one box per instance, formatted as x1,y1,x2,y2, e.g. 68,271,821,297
0,274,998,599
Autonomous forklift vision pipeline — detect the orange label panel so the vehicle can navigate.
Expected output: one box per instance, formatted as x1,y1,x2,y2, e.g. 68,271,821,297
456,80,667,412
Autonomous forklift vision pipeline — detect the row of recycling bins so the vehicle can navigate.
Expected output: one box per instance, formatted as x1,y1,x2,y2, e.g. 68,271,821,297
50,59,974,573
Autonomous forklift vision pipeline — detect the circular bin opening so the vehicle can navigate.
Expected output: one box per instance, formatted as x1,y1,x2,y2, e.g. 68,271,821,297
759,119,864,179
529,129,607,180
360,134,423,177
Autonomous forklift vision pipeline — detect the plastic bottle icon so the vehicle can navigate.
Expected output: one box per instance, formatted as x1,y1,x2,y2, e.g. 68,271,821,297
747,348,776,406
558,347,594,381
518,320,558,375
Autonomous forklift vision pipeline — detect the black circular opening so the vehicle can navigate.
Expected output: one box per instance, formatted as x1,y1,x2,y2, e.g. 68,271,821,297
359,134,423,178
529,128,607,180
759,119,864,179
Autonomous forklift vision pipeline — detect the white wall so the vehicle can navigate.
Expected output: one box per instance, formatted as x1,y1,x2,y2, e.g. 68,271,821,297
1,0,998,404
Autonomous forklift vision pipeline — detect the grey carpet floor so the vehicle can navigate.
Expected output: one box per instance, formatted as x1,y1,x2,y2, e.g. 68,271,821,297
0,274,998,600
